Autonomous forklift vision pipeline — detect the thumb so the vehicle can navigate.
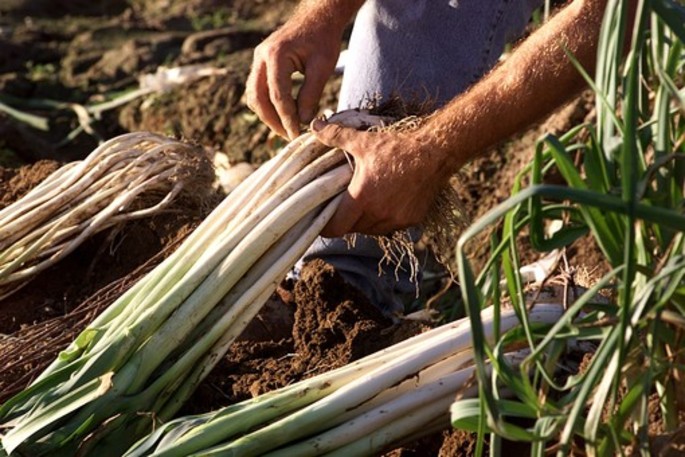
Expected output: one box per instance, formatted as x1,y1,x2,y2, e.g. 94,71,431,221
311,119,360,150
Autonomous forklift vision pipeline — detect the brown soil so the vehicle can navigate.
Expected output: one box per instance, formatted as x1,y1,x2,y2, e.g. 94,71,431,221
0,160,60,209
187,260,397,413
453,91,607,276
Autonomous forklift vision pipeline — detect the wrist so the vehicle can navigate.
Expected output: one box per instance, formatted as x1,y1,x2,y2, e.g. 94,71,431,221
413,118,468,181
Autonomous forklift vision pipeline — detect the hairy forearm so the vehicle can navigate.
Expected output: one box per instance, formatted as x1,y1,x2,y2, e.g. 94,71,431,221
420,0,607,176
290,0,366,34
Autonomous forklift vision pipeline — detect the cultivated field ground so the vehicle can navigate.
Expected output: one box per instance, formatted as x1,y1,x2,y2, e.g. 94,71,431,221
1,1,683,455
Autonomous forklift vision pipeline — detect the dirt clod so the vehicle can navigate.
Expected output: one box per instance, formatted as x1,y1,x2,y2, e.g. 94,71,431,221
187,259,396,413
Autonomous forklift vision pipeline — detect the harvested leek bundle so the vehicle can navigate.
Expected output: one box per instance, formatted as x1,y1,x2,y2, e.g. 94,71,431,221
123,304,565,457
0,123,357,456
0,132,212,299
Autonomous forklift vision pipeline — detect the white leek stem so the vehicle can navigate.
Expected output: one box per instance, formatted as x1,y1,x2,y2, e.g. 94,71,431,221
128,165,351,392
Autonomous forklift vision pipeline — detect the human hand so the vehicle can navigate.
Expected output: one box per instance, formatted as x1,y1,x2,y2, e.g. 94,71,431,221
245,15,342,140
312,119,452,237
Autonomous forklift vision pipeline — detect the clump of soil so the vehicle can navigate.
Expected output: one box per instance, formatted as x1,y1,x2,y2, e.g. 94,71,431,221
0,160,60,209
119,68,255,161
187,259,397,411
293,259,393,365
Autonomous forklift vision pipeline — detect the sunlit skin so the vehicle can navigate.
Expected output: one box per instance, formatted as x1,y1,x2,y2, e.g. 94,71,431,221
246,0,609,237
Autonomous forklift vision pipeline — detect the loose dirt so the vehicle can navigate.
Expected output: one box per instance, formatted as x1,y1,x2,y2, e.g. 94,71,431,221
186,260,398,413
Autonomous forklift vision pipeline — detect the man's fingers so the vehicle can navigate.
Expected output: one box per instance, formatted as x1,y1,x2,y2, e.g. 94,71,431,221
267,57,300,139
296,57,331,123
315,121,367,237
311,120,360,151
320,191,361,238
246,62,288,138
322,198,394,236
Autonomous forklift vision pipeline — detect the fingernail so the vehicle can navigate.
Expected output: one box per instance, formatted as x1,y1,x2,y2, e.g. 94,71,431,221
311,119,326,132
283,121,297,140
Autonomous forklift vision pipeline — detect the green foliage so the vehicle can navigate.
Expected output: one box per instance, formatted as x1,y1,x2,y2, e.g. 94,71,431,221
451,0,685,455
25,61,57,83
189,8,238,32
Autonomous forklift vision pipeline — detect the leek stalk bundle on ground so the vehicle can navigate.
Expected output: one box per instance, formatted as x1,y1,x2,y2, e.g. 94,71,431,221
0,120,361,456
0,132,212,299
123,302,565,457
